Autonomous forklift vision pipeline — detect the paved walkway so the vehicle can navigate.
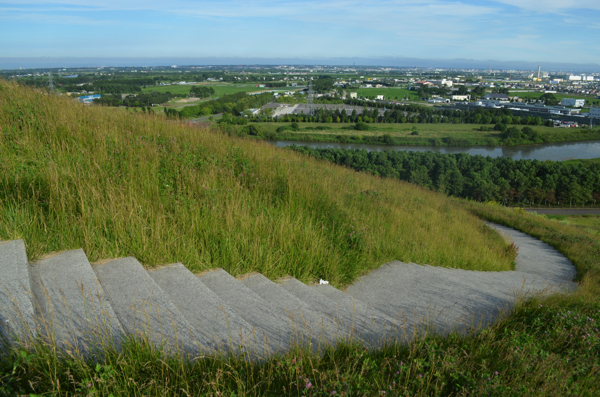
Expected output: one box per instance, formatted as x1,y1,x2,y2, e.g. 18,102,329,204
0,223,577,358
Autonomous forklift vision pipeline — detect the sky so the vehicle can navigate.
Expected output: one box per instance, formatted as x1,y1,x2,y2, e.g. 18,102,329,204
1,0,600,69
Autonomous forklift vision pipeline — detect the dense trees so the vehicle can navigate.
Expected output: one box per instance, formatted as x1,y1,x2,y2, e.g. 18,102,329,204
291,147,600,206
93,92,175,107
190,86,215,98
540,93,559,106
312,77,335,93
166,92,274,119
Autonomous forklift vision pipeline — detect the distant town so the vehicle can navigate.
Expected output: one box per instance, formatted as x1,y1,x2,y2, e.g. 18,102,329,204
3,64,599,131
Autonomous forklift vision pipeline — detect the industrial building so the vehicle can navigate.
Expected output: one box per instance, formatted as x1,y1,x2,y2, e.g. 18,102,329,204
590,107,600,119
483,93,510,101
504,103,580,115
561,98,585,108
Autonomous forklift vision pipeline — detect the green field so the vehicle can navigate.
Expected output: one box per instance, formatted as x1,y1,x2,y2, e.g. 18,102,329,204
142,83,299,97
245,121,600,146
544,214,600,235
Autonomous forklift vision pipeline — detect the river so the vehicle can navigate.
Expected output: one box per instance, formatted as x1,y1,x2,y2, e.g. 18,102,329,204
271,140,600,161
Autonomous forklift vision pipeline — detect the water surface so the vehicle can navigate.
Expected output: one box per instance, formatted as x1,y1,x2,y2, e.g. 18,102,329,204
271,140,600,161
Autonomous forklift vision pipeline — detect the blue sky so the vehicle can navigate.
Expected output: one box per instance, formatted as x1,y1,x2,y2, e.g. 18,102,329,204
1,0,599,67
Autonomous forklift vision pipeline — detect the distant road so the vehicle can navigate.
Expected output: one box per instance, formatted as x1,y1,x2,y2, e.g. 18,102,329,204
525,208,600,215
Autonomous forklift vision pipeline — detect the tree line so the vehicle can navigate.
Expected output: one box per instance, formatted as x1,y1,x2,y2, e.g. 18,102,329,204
289,147,600,206
165,92,274,119
93,92,176,107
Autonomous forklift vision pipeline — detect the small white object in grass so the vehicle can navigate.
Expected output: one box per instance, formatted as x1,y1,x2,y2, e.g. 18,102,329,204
319,279,329,285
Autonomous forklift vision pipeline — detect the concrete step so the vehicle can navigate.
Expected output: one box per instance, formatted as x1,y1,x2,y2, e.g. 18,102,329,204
29,249,123,353
278,277,400,346
347,261,575,336
0,240,36,344
239,272,339,347
93,257,200,355
147,263,260,356
346,261,476,336
197,269,294,355
309,283,405,345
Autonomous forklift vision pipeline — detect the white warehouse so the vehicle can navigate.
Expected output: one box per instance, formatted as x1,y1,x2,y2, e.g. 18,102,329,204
561,98,585,107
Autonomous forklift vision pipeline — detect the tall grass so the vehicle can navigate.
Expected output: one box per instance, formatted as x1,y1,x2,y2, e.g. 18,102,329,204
0,81,513,287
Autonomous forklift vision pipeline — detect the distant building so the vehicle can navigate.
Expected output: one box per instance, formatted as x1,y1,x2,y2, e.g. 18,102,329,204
590,107,600,119
451,95,470,101
428,97,450,104
503,102,580,115
349,92,358,99
376,95,385,100
569,75,582,81
76,94,101,104
426,79,453,87
483,93,509,101
561,98,585,107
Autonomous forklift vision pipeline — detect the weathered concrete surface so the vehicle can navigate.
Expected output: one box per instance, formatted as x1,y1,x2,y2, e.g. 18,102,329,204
310,283,406,346
487,223,577,282
197,269,294,356
29,250,123,352
0,240,36,343
240,272,338,347
93,257,198,355
148,263,261,356
279,277,402,346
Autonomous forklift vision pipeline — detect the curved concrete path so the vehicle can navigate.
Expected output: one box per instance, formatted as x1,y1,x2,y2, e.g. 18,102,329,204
345,223,577,337
0,223,578,358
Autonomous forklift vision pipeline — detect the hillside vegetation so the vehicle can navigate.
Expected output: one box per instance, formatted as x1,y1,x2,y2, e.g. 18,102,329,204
0,81,513,287
291,147,600,205
2,82,600,395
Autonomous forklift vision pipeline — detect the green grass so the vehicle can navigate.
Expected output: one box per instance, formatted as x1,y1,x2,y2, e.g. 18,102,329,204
142,83,298,97
353,87,419,100
563,157,600,166
1,81,599,395
543,215,600,235
238,121,600,146
0,81,513,286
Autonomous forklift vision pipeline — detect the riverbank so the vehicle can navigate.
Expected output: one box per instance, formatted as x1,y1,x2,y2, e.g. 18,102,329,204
272,139,600,162
229,121,600,147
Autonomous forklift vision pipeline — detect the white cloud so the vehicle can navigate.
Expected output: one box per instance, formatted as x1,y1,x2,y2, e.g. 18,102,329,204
491,0,600,12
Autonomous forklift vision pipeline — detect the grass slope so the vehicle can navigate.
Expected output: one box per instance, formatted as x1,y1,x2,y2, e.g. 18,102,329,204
1,82,599,396
0,81,513,288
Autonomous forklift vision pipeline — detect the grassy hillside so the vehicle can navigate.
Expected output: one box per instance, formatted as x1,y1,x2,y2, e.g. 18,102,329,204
1,82,600,395
0,81,514,287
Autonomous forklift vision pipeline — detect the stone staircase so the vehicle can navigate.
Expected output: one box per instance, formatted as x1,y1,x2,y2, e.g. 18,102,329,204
0,224,577,360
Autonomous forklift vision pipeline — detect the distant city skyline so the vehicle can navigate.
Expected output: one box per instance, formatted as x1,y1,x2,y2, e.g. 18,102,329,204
2,0,599,69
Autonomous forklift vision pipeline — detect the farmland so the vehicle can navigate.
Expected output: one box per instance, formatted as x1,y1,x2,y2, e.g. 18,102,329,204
142,83,300,97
